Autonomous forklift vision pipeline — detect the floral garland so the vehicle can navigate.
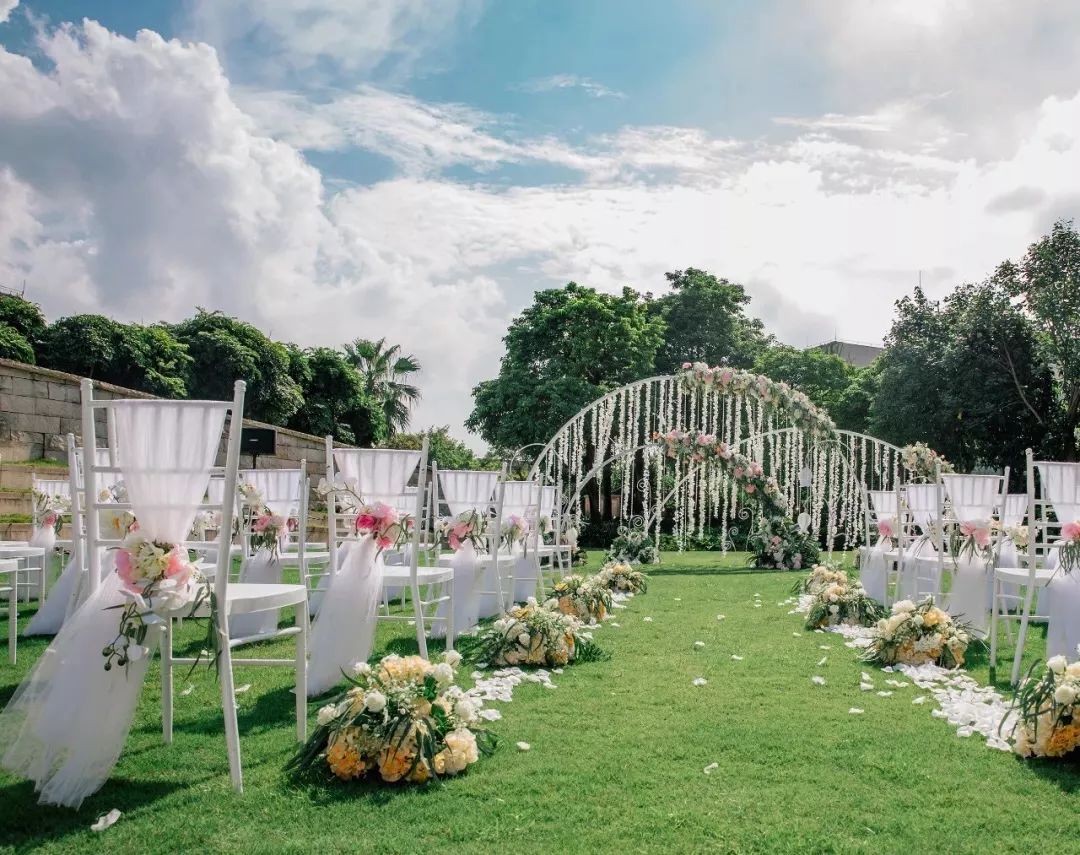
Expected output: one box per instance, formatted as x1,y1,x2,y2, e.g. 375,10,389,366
463,598,605,668
547,573,613,622
607,524,659,565
594,560,648,594
289,651,496,784
1011,656,1080,759
864,597,971,669
749,516,819,571
104,532,214,673
676,362,836,438
900,442,954,483
653,429,787,517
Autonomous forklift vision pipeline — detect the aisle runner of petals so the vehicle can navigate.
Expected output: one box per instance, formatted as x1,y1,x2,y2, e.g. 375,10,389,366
787,593,1016,752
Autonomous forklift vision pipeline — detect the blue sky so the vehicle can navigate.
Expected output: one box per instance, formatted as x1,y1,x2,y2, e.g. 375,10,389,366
1,0,1079,443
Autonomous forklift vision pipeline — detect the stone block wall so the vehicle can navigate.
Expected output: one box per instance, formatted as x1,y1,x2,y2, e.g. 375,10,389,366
0,358,346,472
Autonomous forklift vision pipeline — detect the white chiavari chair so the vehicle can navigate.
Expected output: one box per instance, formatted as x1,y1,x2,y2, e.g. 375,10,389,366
1009,453,1080,683
897,482,947,602
859,487,901,604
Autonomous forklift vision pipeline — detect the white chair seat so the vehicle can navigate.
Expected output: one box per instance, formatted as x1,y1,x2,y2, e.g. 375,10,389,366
225,582,308,615
0,546,45,558
382,564,454,584
278,549,331,567
995,566,1057,586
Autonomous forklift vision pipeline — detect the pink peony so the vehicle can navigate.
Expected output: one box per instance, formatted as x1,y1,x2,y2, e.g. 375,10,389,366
42,511,58,527
164,549,192,587
115,548,138,592
877,519,894,539
974,527,992,549
733,467,744,479
1063,521,1080,543
744,484,756,494
355,513,377,533
959,520,977,537
254,514,273,533
771,535,781,546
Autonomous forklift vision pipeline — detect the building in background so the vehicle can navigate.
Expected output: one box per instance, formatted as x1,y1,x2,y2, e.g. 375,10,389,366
809,340,883,368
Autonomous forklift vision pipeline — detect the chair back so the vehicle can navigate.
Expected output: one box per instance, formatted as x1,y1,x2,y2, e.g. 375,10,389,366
436,468,500,518
1000,493,1028,527
942,472,1008,523
1028,453,1080,566
80,378,244,611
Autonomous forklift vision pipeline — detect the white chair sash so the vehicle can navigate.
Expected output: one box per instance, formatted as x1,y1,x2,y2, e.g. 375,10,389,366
1038,462,1080,526
439,470,499,518
334,449,419,507
241,468,302,517
867,490,898,517
942,474,999,523
0,401,225,808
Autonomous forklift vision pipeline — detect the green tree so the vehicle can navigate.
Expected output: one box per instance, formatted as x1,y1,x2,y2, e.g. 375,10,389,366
650,268,769,372
382,425,498,471
753,345,854,416
0,295,46,355
38,315,191,397
171,310,302,424
831,360,881,435
0,325,35,363
467,283,665,451
993,219,1080,458
343,337,421,435
286,346,386,446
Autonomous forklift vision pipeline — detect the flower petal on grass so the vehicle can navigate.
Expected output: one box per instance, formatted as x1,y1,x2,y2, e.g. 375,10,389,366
643,617,654,623
692,677,707,686
703,762,719,774
848,708,864,715
693,641,705,649
91,810,122,832
817,657,828,666
516,742,531,751
859,682,874,691
731,654,744,661
811,675,826,686
876,691,893,697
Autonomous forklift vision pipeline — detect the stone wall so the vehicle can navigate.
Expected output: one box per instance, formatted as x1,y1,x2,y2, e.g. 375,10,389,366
0,358,344,472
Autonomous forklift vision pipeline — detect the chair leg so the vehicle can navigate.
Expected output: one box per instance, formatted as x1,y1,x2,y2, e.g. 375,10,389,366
161,618,174,743
296,599,308,743
218,631,244,793
411,579,428,658
8,582,16,664
445,579,455,653
989,576,999,681
1012,580,1038,686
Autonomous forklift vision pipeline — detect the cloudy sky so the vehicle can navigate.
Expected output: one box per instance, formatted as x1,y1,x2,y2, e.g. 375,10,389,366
1,1,1079,446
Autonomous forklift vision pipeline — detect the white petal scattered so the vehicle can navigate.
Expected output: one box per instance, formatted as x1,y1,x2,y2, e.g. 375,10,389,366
478,708,502,721
693,641,705,649
876,691,894,697
552,668,564,674
234,684,251,694
848,708,864,715
180,684,194,697
516,741,531,751
912,696,928,705
703,762,719,775
818,645,831,650
91,809,122,832
692,677,708,687
610,622,621,628
817,656,828,667
811,675,826,686
731,654,744,661
643,616,654,622
716,614,726,621
860,672,873,681
859,682,874,691
674,597,682,601
753,603,762,608
792,632,802,637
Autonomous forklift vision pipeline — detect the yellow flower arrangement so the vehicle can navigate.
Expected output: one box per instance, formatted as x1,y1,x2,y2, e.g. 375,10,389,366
864,597,971,669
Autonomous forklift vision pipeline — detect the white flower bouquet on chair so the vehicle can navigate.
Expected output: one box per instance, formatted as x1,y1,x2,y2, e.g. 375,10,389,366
105,531,214,671
289,651,495,785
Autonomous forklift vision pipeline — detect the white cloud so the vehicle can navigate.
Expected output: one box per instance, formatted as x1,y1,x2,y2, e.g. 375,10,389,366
0,0,18,24
188,0,483,81
2,18,1080,448
516,74,625,100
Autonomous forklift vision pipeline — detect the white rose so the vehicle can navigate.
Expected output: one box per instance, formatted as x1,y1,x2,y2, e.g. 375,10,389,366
829,605,840,614
364,691,387,713
316,704,337,726
443,650,462,668
1054,684,1077,706
517,632,531,646
892,600,915,614
912,615,924,627
454,698,479,723
1066,662,1080,678
352,661,372,677
1048,655,1068,674
432,663,455,685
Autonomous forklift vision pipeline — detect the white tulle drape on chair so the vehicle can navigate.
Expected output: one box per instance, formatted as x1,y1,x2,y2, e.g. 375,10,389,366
0,401,224,808
231,469,304,639
1039,463,1080,659
307,450,420,697
860,490,897,603
433,470,499,635
898,484,941,600
943,474,1000,634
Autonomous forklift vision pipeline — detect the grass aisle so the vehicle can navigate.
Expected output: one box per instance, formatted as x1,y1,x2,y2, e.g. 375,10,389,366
2,553,1080,853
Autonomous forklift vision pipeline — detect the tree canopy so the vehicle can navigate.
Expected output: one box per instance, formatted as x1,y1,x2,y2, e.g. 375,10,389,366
344,337,421,435
382,425,498,472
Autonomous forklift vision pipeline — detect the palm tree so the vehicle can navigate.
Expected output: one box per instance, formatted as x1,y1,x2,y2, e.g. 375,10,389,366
344,337,421,434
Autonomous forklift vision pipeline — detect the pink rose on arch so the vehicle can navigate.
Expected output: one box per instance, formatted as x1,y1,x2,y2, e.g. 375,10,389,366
744,484,756,494
1063,521,1080,543
682,361,692,369
719,368,734,386
748,462,763,478
733,467,745,479
771,535,781,546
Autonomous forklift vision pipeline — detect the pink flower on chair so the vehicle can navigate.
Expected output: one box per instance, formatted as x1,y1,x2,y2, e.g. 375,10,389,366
115,547,136,591
164,548,193,587
41,511,58,528
973,527,992,549
877,518,894,540
1063,521,1080,543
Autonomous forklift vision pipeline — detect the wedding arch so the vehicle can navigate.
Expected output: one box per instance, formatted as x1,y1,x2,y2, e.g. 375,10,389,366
526,363,904,554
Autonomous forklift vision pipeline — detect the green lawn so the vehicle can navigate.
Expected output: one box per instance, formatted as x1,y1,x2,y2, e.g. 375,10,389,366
1,552,1078,854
